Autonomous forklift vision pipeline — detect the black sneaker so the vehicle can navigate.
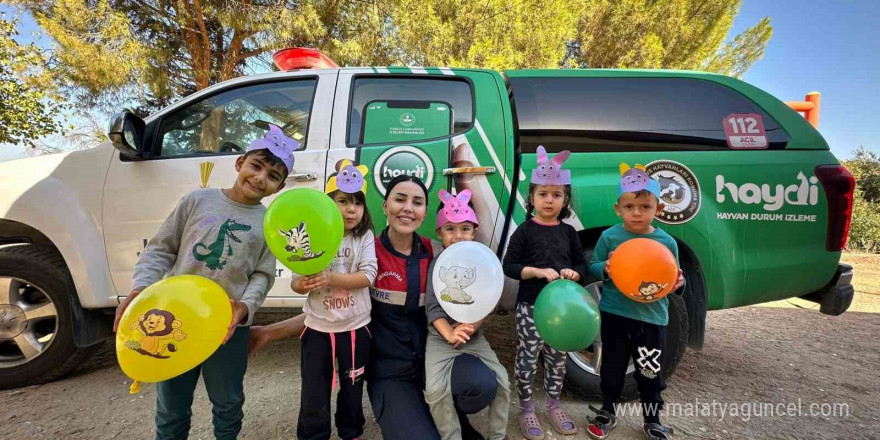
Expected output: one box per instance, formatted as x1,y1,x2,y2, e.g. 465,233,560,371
643,422,675,440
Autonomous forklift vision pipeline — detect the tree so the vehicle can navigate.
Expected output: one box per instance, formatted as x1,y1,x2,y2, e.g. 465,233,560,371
843,147,880,254
8,0,771,151
0,14,65,146
569,0,772,76
388,0,579,70
844,147,880,204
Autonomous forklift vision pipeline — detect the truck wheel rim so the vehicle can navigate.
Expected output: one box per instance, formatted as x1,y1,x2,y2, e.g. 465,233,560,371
0,277,58,367
571,341,636,376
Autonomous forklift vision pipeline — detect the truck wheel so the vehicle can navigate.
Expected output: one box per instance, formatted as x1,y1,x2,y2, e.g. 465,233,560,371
565,283,688,401
0,245,99,389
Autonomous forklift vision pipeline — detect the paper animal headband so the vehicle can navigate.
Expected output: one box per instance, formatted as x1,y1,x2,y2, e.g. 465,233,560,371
530,145,571,185
326,159,369,195
436,189,479,229
247,124,297,173
618,163,662,200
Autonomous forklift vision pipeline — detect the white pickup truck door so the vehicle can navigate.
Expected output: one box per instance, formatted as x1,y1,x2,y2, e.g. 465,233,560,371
102,71,336,305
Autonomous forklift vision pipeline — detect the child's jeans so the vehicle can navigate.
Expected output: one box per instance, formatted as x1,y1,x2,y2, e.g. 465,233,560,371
599,312,667,424
155,326,250,440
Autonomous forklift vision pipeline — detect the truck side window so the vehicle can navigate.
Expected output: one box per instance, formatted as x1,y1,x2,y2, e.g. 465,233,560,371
348,77,474,146
509,77,790,152
156,79,318,157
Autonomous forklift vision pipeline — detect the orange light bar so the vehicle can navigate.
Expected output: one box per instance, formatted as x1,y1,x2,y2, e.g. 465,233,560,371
785,92,820,128
273,47,340,71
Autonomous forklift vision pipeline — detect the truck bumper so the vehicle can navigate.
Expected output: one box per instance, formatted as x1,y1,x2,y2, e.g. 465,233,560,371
800,264,854,316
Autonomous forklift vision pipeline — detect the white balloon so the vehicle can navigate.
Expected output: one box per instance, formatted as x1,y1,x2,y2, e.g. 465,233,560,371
432,241,503,324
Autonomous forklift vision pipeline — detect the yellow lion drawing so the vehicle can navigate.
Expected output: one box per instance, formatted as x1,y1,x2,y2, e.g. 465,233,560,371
125,309,186,359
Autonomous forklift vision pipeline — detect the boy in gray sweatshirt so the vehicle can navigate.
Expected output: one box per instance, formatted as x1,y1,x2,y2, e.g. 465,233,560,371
113,124,294,440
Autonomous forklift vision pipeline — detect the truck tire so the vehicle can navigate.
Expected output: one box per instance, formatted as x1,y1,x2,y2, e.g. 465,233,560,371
0,245,99,389
565,284,688,401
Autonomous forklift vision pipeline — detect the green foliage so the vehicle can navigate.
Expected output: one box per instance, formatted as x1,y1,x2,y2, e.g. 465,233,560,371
0,14,65,146
848,189,880,254
569,0,772,76
11,0,772,113
845,147,880,203
843,148,880,254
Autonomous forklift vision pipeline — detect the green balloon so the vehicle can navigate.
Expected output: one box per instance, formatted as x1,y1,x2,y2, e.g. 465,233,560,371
264,188,344,276
533,279,601,352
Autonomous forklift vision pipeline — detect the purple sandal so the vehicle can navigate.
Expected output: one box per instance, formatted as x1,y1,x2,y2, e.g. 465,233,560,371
548,406,578,435
518,411,545,440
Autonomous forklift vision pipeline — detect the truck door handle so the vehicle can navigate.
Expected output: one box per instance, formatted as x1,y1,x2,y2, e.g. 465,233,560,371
442,166,496,176
286,172,318,182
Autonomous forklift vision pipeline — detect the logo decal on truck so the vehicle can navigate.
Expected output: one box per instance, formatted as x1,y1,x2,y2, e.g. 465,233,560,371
646,160,702,225
714,172,820,223
373,146,434,196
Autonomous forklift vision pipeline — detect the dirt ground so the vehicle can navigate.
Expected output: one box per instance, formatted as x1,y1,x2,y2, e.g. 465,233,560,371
2,255,878,440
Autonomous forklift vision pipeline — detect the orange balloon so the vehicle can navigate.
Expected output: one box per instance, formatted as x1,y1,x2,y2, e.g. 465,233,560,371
608,238,678,303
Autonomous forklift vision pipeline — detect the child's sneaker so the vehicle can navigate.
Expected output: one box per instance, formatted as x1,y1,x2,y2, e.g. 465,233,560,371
643,422,675,440
586,405,617,439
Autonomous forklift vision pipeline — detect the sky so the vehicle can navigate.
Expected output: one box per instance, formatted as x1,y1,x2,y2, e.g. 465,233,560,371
1,0,878,162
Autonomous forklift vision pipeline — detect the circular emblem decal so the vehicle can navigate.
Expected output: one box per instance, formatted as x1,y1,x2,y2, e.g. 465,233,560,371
399,112,416,127
373,146,434,196
645,160,701,224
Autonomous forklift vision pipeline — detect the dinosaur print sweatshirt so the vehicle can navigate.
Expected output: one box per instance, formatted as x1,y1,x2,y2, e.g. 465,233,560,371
132,188,276,326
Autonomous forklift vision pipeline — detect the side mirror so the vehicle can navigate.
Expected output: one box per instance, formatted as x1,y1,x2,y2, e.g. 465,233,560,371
107,111,146,158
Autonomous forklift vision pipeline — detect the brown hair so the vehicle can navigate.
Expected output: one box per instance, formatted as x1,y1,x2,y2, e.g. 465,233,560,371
328,190,374,237
525,183,573,220
619,189,660,204
243,149,290,179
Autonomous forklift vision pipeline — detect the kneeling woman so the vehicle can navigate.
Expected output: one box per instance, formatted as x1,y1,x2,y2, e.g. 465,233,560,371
368,176,501,440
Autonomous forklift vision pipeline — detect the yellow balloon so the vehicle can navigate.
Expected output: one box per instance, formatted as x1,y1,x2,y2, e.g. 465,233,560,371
116,275,232,384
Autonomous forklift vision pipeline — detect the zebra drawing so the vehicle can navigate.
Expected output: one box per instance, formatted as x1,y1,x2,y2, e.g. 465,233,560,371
279,221,325,262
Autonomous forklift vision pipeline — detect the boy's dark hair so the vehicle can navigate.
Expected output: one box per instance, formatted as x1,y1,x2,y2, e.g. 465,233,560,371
525,183,572,220
384,175,429,209
243,149,290,179
618,189,661,204
327,190,374,237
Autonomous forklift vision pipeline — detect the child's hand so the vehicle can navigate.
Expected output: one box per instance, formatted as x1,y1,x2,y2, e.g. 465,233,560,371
223,300,248,344
603,251,615,278
533,267,560,282
452,323,476,349
301,271,329,292
290,277,307,294
673,269,685,291
445,324,473,347
248,326,271,355
113,289,142,332
560,269,581,282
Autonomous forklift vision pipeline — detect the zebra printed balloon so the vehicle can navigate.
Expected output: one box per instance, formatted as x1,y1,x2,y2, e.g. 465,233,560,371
264,188,344,275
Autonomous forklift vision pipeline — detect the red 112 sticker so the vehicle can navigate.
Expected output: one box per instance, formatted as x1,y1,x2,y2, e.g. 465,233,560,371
722,113,768,149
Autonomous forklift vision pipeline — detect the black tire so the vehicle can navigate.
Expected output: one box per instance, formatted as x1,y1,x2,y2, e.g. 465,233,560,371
0,245,99,389
565,288,688,401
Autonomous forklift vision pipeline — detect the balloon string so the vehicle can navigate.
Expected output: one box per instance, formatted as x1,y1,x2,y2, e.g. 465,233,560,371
129,380,141,394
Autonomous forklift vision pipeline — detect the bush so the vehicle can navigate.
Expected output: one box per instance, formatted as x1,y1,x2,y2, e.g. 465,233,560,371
847,190,880,253
843,148,880,253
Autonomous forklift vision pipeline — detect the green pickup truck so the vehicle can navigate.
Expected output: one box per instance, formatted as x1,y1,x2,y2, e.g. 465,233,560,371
0,50,855,396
